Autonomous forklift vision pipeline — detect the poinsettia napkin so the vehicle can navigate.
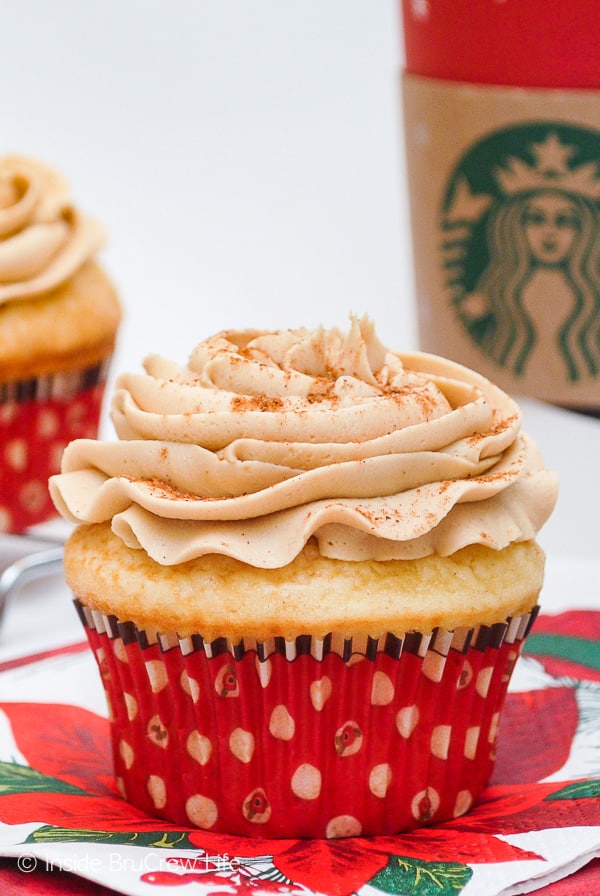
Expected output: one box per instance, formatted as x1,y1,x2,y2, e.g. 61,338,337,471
0,611,597,896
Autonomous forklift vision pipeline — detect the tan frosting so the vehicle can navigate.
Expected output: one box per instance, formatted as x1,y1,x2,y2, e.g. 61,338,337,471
0,156,105,305
49,316,558,568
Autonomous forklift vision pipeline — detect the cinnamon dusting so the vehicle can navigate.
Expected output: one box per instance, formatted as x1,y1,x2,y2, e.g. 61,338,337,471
124,477,205,502
231,394,285,412
467,414,518,446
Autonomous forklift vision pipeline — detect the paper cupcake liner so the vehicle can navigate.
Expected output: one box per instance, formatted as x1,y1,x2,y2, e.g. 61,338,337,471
0,359,111,532
76,600,538,839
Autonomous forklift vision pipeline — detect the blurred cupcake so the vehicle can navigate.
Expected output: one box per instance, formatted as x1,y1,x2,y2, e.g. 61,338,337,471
0,155,121,532
49,317,557,838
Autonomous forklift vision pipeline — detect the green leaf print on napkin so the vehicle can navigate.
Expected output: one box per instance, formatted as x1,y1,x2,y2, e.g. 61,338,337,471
370,855,473,895
0,761,90,796
546,779,600,801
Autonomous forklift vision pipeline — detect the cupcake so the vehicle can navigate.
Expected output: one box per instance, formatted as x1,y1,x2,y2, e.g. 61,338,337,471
0,155,121,532
49,316,557,838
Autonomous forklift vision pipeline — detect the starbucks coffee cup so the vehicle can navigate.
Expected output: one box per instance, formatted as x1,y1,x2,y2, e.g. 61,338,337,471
400,1,600,414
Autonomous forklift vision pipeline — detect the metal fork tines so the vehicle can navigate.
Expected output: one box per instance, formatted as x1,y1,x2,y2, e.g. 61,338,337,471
0,535,65,623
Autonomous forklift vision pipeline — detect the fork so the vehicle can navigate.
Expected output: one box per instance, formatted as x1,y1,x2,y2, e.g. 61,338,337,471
0,536,65,624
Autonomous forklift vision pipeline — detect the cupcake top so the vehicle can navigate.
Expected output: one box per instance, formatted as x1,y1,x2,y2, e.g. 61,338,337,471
49,316,558,568
0,155,105,306
0,156,121,382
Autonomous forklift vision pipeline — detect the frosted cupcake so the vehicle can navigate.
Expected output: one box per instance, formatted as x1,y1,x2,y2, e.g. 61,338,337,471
0,155,121,532
49,317,557,838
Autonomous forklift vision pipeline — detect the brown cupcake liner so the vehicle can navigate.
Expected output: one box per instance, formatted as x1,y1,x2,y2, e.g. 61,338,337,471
0,357,111,404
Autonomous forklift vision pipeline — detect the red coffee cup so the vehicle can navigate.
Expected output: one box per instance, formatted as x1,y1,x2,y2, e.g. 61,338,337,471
401,0,600,88
399,1,600,414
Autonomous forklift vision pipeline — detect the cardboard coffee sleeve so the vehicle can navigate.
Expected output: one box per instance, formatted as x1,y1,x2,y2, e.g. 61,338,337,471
403,74,600,412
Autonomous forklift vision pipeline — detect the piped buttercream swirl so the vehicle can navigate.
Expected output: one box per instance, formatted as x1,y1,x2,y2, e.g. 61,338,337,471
0,155,105,305
49,316,558,567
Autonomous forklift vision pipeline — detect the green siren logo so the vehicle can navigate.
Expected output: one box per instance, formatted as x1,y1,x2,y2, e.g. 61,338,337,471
442,124,600,384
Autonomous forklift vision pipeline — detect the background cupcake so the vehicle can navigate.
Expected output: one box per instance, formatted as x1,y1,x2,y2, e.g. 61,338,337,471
49,317,558,838
0,155,121,532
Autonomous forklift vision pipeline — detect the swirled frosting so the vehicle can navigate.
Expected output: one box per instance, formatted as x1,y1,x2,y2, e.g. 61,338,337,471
0,155,105,305
49,316,558,568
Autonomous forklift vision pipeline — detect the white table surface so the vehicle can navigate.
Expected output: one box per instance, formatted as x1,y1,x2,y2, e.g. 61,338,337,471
0,0,598,664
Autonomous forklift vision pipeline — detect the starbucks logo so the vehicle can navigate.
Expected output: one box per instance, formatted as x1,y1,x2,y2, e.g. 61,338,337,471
442,123,600,383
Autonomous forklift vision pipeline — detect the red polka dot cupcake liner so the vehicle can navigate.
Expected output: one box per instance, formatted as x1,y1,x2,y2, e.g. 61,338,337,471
0,361,111,532
76,601,538,839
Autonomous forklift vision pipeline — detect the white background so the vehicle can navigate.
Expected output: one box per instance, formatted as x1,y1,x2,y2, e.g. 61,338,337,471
0,0,598,657
1,0,414,380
